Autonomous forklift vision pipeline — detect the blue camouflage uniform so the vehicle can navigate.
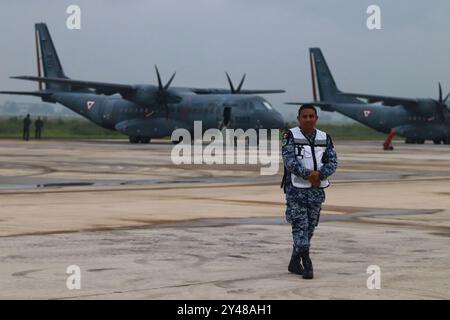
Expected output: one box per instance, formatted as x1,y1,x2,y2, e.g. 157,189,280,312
281,127,338,253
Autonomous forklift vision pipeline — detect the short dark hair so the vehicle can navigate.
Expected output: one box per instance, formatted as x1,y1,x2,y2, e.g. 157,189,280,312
298,104,317,116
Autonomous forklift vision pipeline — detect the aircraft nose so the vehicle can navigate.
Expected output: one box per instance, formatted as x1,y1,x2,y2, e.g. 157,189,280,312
273,110,285,129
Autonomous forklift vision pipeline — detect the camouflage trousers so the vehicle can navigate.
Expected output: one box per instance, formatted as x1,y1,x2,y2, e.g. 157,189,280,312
285,186,324,253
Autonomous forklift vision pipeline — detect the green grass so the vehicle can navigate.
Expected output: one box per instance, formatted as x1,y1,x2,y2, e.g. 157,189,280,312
0,117,392,140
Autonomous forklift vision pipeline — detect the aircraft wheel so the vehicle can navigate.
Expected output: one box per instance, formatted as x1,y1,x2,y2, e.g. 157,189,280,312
417,139,425,144
129,136,140,143
405,138,414,144
433,139,442,145
140,137,151,144
443,137,450,145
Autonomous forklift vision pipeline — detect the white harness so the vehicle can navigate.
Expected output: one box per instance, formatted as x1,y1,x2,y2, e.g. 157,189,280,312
289,127,330,189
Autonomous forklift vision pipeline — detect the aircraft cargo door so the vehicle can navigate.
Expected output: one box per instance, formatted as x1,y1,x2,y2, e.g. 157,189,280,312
223,105,232,128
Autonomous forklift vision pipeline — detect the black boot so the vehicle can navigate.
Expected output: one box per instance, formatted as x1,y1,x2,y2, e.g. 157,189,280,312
288,247,303,275
301,250,314,279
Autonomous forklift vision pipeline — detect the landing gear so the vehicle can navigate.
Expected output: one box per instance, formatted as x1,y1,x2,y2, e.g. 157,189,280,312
129,136,140,143
436,136,450,145
405,138,425,144
383,129,395,150
129,136,151,144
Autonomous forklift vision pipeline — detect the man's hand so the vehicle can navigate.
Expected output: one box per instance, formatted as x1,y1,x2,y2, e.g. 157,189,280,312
307,171,321,187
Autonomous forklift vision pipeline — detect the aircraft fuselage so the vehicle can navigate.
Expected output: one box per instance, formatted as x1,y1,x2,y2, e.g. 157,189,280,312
52,91,285,140
331,102,450,141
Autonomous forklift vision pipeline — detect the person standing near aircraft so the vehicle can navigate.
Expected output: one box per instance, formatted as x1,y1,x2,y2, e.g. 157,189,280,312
281,105,338,279
34,117,44,139
23,114,31,141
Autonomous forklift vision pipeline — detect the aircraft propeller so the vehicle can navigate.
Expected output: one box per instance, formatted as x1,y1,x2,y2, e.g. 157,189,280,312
436,82,450,120
225,72,246,94
155,65,177,119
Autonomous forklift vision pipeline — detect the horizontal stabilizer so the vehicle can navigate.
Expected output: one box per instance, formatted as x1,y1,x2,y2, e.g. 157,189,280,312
0,90,53,98
11,75,135,96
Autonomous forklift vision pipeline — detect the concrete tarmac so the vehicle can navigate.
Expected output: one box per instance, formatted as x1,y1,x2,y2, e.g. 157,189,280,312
0,139,449,299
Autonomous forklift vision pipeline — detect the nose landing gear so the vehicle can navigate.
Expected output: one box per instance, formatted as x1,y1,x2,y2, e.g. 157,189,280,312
129,136,151,144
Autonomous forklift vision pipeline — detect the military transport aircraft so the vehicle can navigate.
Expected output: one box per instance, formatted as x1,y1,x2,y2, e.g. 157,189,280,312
287,48,450,148
0,23,285,143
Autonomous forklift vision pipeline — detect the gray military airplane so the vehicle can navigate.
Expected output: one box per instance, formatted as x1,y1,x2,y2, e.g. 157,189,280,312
1,23,285,143
287,48,450,147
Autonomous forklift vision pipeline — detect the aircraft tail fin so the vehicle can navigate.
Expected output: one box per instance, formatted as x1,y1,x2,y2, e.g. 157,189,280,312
35,23,71,92
309,48,361,104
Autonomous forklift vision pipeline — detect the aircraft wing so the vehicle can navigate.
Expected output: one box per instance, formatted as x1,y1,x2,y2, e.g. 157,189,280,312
191,88,285,95
338,92,419,108
12,76,284,96
11,76,135,96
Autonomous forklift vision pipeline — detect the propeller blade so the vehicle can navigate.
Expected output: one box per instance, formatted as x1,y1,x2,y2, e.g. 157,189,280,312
225,72,235,94
164,72,176,90
437,82,450,117
444,92,450,104
155,65,163,90
236,73,246,92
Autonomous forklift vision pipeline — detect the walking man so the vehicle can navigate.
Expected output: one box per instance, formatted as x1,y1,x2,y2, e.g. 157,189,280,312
281,105,338,279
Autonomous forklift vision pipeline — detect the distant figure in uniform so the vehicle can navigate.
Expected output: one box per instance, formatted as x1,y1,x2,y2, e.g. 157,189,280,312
35,117,44,139
281,105,338,279
23,114,31,141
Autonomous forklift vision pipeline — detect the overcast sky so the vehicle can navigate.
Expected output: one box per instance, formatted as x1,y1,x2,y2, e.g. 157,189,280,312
1,0,450,119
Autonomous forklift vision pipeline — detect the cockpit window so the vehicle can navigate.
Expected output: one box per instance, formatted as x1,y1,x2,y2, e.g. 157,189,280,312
262,101,273,110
